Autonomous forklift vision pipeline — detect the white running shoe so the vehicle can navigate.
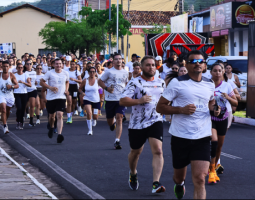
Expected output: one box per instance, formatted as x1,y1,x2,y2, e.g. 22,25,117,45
93,120,97,127
27,114,30,119
4,127,9,134
87,130,93,135
40,110,43,116
74,110,78,116
78,106,82,113
36,119,40,124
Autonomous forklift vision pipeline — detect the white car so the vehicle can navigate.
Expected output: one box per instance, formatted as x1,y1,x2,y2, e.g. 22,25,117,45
206,56,247,104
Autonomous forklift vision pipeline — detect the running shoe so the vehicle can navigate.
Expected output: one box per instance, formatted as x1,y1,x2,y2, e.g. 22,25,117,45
40,110,43,116
19,123,23,130
36,119,40,124
110,122,116,131
54,128,58,134
29,123,36,127
57,134,64,143
66,117,72,124
78,106,82,113
216,164,224,174
87,130,93,135
34,113,36,117
4,127,9,134
27,114,30,119
98,113,102,116
80,110,84,117
93,120,97,127
214,171,220,182
114,141,122,149
74,110,78,116
16,123,20,130
174,183,185,199
152,182,165,194
208,171,216,184
48,128,54,138
129,171,139,191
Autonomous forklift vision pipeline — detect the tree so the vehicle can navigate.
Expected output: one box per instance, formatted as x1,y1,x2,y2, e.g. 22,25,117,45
140,24,171,46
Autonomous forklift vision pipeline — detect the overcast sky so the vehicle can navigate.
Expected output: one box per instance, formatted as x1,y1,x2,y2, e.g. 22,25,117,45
0,0,38,6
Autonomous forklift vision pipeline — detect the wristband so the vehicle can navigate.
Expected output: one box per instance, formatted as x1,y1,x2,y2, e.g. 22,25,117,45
105,87,108,91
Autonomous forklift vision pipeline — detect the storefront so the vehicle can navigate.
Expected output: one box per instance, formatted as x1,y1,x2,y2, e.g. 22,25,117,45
210,1,255,56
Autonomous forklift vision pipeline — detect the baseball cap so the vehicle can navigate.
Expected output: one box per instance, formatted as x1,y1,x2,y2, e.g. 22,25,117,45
66,56,71,61
155,56,162,61
137,55,141,58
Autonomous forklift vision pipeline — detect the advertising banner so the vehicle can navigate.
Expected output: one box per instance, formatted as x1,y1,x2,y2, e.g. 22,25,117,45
232,2,255,27
0,43,13,54
210,2,232,31
189,17,203,33
171,13,188,33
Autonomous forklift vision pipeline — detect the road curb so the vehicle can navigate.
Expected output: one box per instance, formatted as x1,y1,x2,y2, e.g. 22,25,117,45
234,116,255,126
0,146,58,199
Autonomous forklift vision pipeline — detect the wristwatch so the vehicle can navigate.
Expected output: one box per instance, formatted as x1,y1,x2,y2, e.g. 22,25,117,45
11,85,14,89
105,87,108,91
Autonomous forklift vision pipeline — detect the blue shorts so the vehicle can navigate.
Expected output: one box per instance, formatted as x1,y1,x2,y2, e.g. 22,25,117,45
105,101,125,119
83,100,101,110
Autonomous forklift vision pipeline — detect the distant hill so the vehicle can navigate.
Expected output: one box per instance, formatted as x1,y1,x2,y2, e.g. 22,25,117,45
0,0,65,17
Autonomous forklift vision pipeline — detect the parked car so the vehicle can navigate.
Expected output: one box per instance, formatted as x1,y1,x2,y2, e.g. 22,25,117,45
206,56,247,108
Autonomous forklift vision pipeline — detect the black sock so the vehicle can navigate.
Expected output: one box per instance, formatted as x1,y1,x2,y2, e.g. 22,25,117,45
4,124,7,128
37,115,40,119
30,117,33,124
153,181,159,185
26,107,29,114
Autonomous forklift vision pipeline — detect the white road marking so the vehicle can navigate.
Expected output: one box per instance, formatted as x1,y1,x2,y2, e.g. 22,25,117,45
0,126,105,200
0,147,58,199
221,152,242,160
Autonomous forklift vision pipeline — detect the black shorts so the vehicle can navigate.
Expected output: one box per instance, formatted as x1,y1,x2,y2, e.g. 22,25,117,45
27,90,37,99
171,136,211,169
37,89,42,98
68,84,78,99
83,100,101,110
212,118,228,136
128,121,163,150
105,101,125,119
46,99,66,114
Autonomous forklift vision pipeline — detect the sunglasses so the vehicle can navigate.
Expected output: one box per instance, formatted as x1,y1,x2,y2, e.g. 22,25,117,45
89,71,96,73
17,67,23,69
172,68,178,70
26,63,32,65
188,59,205,64
37,68,42,70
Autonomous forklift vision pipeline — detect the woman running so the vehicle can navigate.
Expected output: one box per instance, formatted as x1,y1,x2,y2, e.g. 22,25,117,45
24,59,37,126
66,60,82,123
208,63,238,184
95,63,104,116
171,62,179,72
129,62,141,80
225,64,241,88
178,66,188,76
35,64,45,124
14,63,31,129
78,67,100,135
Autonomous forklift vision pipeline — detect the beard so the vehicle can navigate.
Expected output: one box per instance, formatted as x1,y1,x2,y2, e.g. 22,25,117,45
143,70,155,78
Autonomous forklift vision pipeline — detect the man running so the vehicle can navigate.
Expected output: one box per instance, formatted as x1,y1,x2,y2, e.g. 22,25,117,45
156,50,220,199
40,59,69,143
98,54,129,149
120,55,166,193
0,61,19,134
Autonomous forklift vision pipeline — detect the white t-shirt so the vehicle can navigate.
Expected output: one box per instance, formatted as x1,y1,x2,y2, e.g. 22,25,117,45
82,71,89,80
8,66,15,73
212,81,234,121
42,70,69,100
160,64,172,80
35,74,45,89
100,67,129,101
68,69,81,84
64,65,70,71
202,70,212,79
25,71,37,92
42,63,48,74
14,73,29,94
12,68,17,74
126,61,134,73
97,71,104,89
162,74,215,140
121,76,165,129
227,79,237,90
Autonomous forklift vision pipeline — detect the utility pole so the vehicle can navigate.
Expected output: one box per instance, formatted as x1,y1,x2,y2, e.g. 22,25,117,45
109,0,111,55
126,0,130,62
116,0,119,53
65,0,68,23
98,0,100,10
121,0,124,56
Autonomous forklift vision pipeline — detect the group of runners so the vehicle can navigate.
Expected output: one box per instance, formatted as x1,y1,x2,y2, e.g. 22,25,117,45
0,50,241,199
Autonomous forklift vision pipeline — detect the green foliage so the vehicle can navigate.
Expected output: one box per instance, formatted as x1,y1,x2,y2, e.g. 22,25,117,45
39,19,105,56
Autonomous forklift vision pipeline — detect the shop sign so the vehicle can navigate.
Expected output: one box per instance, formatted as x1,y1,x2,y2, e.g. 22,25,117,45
210,2,232,31
129,28,144,35
235,4,255,25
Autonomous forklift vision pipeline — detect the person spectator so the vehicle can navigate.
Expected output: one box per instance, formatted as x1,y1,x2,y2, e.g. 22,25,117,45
170,52,178,62
126,54,137,75
52,52,57,59
155,56,163,70
136,55,141,63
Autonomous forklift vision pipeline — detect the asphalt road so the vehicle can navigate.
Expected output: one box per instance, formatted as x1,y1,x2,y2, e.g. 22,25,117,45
0,107,255,199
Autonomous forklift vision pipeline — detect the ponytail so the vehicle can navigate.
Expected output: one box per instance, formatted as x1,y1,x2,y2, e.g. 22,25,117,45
223,73,228,82
165,71,178,86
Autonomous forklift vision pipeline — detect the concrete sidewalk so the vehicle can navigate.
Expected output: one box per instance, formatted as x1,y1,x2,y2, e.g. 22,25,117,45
0,149,55,199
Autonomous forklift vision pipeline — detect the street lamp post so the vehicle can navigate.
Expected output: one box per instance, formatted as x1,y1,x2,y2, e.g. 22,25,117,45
116,0,119,53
